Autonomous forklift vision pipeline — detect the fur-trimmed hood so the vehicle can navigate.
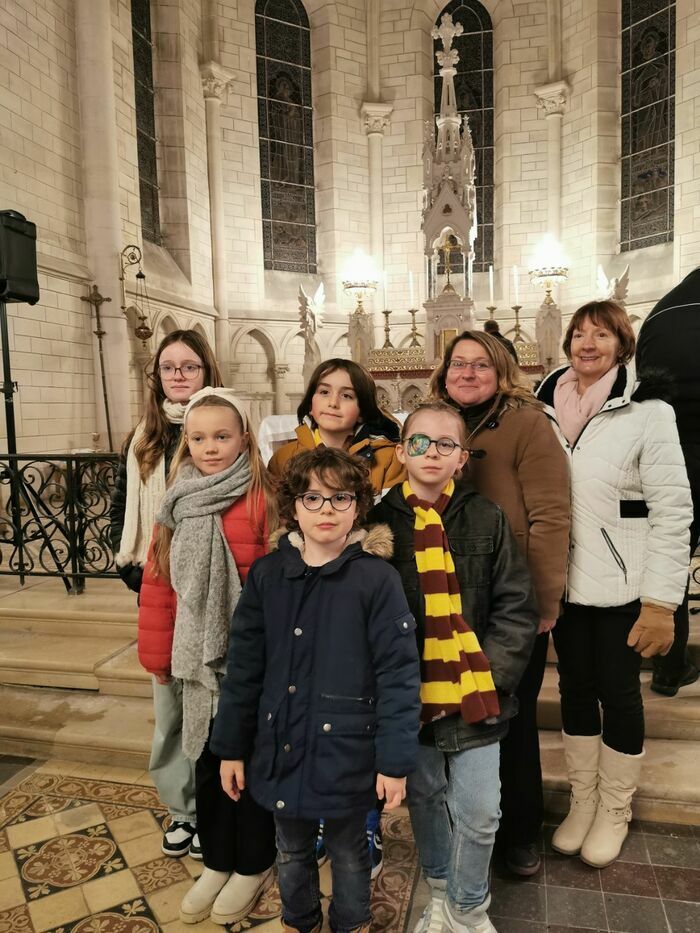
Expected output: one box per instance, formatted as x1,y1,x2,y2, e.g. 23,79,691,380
269,523,394,560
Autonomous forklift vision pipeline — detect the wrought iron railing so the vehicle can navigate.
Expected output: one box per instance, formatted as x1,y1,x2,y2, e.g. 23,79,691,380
0,454,120,593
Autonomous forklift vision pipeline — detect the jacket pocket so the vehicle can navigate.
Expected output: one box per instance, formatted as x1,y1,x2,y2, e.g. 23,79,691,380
311,712,376,796
600,528,628,584
252,700,280,780
450,536,494,589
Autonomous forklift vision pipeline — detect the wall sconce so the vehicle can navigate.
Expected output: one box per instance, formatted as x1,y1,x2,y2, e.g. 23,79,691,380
119,244,154,348
528,234,569,305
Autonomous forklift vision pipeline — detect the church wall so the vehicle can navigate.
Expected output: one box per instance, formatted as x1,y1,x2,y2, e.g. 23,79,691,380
674,0,700,280
0,0,98,452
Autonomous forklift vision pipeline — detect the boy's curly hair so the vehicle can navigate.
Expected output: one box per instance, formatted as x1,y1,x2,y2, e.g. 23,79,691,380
278,448,375,531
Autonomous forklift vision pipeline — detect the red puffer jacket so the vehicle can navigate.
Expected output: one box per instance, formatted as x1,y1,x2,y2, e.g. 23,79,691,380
137,492,268,678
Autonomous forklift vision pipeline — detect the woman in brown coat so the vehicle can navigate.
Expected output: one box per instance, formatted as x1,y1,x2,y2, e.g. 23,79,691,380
430,331,570,877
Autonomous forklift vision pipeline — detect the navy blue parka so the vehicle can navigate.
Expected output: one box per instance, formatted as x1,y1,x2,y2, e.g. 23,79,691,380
210,526,421,820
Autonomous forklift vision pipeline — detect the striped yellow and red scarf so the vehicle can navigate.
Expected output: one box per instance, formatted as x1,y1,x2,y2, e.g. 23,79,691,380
403,479,500,725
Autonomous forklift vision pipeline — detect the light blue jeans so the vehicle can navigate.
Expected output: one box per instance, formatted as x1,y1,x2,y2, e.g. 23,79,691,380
149,677,197,824
407,741,501,914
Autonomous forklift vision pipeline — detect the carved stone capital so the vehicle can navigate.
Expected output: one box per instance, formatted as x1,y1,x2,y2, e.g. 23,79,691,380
361,101,393,136
274,364,290,377
534,80,570,116
200,60,235,100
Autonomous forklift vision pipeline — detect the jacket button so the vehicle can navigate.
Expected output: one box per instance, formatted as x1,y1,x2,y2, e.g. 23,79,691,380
294,627,303,636
275,800,285,809
323,723,332,733
266,713,272,721
288,685,296,694
366,725,372,732
402,621,408,629
283,743,291,752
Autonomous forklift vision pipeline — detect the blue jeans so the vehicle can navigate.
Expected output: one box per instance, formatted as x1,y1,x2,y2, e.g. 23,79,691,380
275,811,371,932
407,741,501,914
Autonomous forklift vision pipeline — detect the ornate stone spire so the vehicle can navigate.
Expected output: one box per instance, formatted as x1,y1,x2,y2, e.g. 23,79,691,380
431,13,463,162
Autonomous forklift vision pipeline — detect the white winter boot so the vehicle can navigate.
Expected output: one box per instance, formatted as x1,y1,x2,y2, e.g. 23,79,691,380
180,867,231,923
551,732,601,856
580,743,644,868
210,866,274,925
443,894,497,933
413,878,446,933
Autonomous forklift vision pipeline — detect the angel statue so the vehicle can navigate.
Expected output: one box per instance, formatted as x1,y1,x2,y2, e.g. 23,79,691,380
596,265,630,306
299,283,324,384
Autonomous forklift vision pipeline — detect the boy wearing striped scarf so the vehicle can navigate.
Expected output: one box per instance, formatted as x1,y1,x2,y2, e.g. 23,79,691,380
371,402,539,933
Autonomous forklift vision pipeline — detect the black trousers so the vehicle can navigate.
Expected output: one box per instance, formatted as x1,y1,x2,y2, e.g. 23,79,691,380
653,513,698,682
497,631,549,847
553,600,644,755
196,738,277,873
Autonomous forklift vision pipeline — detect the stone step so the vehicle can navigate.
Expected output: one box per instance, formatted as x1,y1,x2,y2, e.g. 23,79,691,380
0,625,135,690
537,668,700,740
95,642,152,698
0,576,137,638
540,730,700,825
0,683,153,769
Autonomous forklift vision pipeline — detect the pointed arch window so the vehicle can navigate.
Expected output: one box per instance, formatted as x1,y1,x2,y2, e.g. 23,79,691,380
621,0,675,251
434,1,494,271
255,0,317,273
131,0,161,245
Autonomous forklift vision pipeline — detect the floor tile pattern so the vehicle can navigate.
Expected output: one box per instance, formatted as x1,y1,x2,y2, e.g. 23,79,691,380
0,764,420,932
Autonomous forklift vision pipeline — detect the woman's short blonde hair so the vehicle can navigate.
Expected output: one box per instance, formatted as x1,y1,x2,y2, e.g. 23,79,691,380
429,330,540,411
562,300,636,363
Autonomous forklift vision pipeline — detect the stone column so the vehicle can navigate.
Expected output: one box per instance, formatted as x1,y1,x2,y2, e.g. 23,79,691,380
273,364,290,415
74,0,133,445
534,81,570,239
201,61,234,380
361,102,392,351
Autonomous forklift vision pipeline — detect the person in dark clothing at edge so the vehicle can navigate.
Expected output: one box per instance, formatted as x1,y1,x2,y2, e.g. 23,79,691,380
635,267,700,696
483,319,518,363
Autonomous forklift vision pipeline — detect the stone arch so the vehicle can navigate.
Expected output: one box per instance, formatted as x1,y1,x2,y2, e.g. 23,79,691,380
401,384,424,411
229,327,278,427
399,332,424,349
154,313,179,347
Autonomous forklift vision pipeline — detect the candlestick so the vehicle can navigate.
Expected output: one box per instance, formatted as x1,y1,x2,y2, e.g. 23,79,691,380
511,304,523,342
382,308,394,349
512,265,519,306
409,308,420,347
408,270,415,308
486,305,497,322
488,264,494,307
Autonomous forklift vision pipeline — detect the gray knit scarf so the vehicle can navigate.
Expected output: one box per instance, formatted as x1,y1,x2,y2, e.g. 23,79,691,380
156,454,253,761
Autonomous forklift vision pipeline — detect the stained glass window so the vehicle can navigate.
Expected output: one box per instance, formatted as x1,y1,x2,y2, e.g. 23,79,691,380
131,0,161,245
434,1,494,271
256,0,317,273
621,0,675,251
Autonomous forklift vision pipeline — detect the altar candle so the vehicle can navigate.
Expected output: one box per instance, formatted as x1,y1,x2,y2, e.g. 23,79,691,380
488,264,494,306
512,265,520,305
409,270,415,308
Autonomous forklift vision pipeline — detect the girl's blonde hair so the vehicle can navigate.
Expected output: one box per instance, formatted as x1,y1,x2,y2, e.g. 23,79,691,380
429,330,541,412
151,395,277,579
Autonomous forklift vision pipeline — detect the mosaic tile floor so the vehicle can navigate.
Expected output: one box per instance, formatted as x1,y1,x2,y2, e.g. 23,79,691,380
0,759,419,932
0,757,698,931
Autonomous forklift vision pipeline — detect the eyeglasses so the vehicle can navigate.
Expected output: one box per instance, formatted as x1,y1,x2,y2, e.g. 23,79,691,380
296,493,357,512
447,359,493,372
405,434,463,457
158,363,203,380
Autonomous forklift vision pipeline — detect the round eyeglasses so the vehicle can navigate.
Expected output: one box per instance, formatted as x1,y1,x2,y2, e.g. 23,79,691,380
405,434,463,457
296,493,357,512
158,363,203,380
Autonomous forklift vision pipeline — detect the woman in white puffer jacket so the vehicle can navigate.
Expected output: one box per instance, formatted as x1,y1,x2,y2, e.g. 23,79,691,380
536,300,692,870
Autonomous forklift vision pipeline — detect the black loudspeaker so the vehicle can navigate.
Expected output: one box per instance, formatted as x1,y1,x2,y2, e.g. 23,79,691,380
0,211,40,305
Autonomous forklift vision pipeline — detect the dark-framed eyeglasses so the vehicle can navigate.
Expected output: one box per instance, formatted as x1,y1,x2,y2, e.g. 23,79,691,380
405,434,464,457
447,359,493,372
158,363,203,380
296,492,357,512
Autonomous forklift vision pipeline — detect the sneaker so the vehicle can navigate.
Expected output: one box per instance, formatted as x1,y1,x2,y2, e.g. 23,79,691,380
368,823,383,880
505,842,541,877
189,832,203,861
413,891,446,933
651,659,699,697
162,820,196,858
443,897,497,933
316,819,328,867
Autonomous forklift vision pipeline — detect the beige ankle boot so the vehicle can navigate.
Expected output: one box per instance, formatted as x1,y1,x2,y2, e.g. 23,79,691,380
281,922,321,933
580,743,644,868
551,732,601,856
180,867,230,924
210,866,274,925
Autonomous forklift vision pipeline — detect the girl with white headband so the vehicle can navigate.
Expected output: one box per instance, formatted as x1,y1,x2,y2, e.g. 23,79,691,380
138,387,278,926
